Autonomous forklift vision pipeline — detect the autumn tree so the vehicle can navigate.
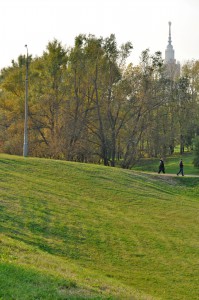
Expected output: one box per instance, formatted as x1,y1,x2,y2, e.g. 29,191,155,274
0,56,30,154
28,39,68,158
1,37,199,165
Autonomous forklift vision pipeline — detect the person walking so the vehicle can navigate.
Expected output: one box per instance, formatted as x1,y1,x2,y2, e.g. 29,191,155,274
158,159,165,174
177,159,184,176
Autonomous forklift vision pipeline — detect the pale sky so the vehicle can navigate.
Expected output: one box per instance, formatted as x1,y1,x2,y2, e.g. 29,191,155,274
0,0,199,69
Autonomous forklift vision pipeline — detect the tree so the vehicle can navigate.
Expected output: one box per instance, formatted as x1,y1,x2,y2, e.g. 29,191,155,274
0,56,30,154
28,39,68,158
1,36,199,166
193,136,199,167
120,49,167,168
180,60,199,150
67,34,133,166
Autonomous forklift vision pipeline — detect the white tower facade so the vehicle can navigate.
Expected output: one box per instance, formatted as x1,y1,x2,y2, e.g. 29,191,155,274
164,21,180,78
165,21,176,64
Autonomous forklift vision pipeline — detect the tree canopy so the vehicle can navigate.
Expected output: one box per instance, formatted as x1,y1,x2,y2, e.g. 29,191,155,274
0,35,199,168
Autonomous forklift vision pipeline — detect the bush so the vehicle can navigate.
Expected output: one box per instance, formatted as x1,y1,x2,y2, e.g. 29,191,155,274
193,136,199,167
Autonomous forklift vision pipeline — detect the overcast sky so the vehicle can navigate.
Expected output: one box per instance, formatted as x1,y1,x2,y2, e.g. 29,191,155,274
0,0,199,69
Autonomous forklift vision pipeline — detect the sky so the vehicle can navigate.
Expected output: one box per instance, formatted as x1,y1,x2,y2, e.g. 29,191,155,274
0,0,199,69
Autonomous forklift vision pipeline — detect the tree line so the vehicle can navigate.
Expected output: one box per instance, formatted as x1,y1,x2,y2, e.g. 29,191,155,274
0,34,199,168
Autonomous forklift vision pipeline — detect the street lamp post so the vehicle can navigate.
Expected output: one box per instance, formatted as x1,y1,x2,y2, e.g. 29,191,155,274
23,45,28,157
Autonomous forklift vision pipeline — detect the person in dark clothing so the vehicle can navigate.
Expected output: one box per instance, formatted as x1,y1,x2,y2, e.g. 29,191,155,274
158,159,165,174
177,159,184,176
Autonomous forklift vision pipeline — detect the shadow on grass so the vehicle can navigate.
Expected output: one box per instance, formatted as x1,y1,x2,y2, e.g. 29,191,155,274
0,263,111,300
176,177,199,187
0,262,76,300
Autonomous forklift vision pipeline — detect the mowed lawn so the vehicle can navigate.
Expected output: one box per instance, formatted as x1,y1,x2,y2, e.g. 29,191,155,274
133,152,199,175
0,154,199,299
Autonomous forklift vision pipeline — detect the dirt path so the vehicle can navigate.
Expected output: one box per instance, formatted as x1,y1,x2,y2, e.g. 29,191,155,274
149,172,199,177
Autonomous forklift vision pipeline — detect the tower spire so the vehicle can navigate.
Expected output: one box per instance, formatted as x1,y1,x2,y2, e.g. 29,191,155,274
164,21,180,78
168,21,172,45
165,21,175,64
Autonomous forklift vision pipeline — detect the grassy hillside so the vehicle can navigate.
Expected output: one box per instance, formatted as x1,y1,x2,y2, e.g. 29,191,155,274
0,154,199,299
133,152,199,175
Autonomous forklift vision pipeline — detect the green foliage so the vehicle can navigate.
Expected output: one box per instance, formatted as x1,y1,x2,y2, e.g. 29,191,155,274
0,154,199,299
193,136,199,168
1,37,199,165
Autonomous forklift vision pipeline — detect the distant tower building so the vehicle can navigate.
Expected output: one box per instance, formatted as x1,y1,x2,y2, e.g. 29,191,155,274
165,21,175,64
164,21,180,78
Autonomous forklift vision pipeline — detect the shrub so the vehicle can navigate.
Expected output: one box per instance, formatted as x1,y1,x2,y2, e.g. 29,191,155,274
193,136,199,167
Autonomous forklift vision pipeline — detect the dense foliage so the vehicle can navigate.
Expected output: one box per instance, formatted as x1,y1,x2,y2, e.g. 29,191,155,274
193,136,199,167
0,35,199,167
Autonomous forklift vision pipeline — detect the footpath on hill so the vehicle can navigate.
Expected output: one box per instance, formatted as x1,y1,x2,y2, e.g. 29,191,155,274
148,172,199,177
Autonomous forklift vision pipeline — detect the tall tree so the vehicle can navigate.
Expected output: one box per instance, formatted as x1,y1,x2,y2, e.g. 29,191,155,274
29,39,68,158
0,56,29,154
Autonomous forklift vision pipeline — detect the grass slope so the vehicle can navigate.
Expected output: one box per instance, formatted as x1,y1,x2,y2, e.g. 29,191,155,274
0,154,199,300
133,152,199,175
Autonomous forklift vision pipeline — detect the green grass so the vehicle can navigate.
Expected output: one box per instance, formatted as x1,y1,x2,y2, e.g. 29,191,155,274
0,153,199,299
133,152,199,175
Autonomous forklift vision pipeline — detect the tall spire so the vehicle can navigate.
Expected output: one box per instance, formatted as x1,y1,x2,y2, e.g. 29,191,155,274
165,21,175,64
164,21,180,79
168,21,172,45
